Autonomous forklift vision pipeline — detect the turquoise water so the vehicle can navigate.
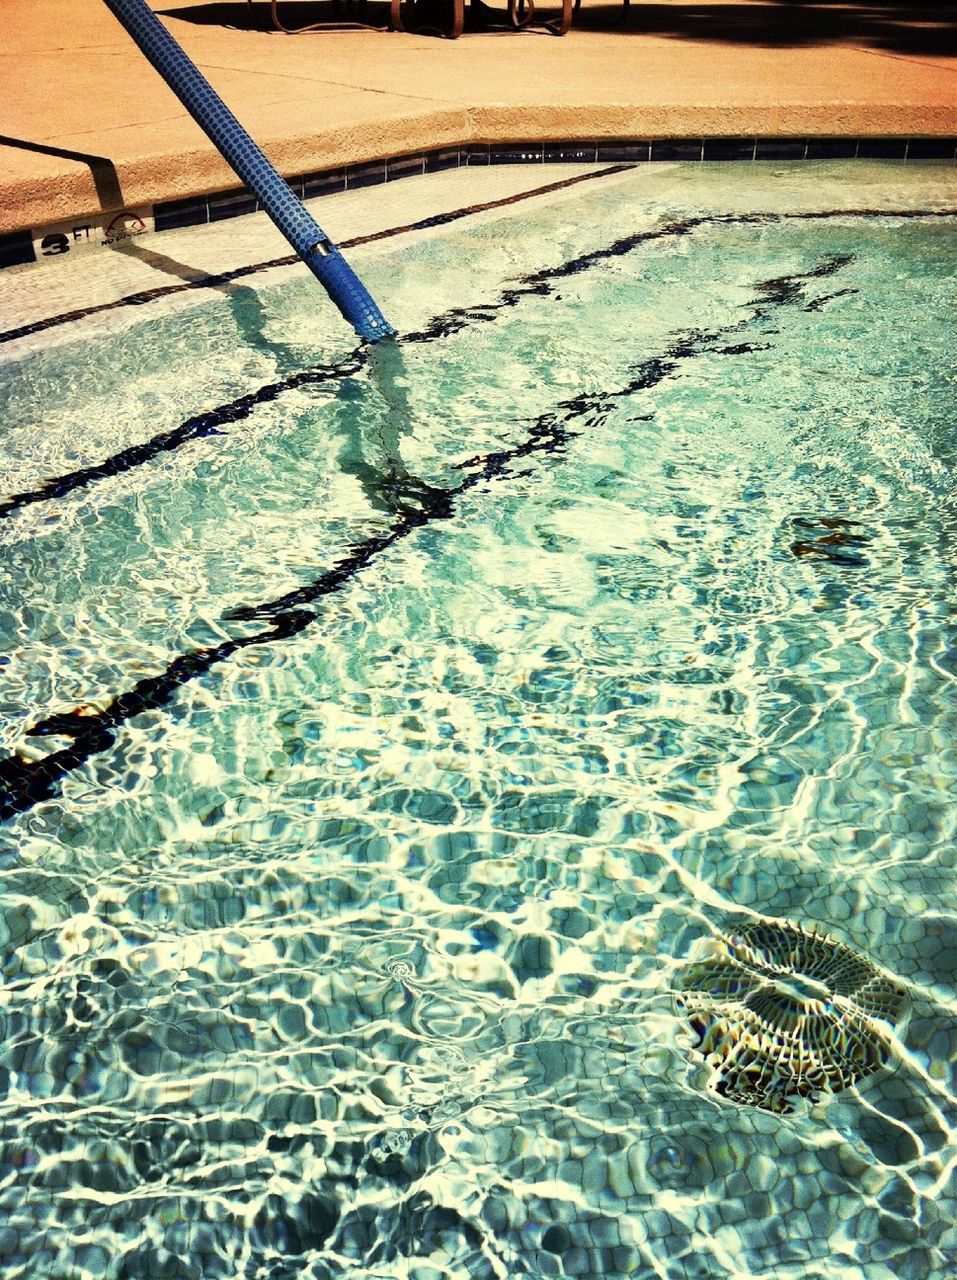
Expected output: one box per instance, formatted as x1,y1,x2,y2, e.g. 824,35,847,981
1,163,956,1278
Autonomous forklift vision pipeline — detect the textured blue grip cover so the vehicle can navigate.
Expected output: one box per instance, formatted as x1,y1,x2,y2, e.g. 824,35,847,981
102,0,395,340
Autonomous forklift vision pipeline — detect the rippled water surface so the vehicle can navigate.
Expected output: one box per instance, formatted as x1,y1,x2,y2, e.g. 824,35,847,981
1,162,956,1279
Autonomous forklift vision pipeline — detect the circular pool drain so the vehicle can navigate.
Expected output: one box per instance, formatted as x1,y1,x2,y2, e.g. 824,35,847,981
676,920,906,1113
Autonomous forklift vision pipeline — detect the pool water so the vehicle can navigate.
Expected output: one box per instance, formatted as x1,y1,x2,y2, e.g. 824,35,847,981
1,162,956,1279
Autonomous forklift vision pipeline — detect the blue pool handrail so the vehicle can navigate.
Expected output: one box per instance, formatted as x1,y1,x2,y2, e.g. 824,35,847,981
101,0,395,341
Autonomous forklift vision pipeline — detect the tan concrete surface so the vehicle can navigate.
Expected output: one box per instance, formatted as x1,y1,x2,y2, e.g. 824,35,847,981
1,0,955,233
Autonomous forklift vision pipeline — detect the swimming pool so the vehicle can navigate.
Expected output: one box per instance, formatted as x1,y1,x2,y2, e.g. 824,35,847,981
1,159,956,1279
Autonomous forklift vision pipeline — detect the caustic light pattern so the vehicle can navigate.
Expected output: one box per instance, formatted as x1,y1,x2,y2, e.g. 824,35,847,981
678,921,907,1112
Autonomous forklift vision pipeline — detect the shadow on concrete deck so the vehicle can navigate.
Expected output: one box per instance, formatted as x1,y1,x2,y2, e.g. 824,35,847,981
0,136,124,210
577,1,957,56
160,0,957,54
159,1,392,30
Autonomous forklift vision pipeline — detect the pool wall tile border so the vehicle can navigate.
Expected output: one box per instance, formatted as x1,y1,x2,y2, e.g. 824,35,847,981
207,188,259,222
650,140,705,161
857,139,910,159
385,154,427,181
908,138,957,159
805,140,859,160
464,143,490,166
546,143,601,162
302,168,346,200
10,137,957,271
754,139,809,160
0,229,37,268
346,159,388,189
152,195,209,231
596,142,650,162
488,142,546,163
703,139,757,160
424,148,462,173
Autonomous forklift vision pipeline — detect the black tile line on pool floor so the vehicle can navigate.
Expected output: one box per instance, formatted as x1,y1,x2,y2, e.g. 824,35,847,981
0,201,729,520
0,251,856,823
0,165,631,346
2,203,955,526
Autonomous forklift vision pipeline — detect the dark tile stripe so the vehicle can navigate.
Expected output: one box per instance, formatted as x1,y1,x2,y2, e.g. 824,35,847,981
207,188,258,221
302,169,345,200
0,352,367,521
0,230,37,268
346,160,386,189
805,139,858,160
545,143,599,163
908,139,957,160
424,149,460,173
338,164,631,251
385,154,426,181
0,251,301,345
597,142,650,162
7,136,957,277
154,196,209,231
0,165,627,346
755,139,809,161
2,201,955,523
0,251,864,822
651,140,704,161
703,139,756,161
489,143,545,164
858,139,908,160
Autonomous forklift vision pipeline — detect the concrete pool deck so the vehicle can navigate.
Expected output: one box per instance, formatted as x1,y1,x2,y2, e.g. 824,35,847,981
1,0,956,235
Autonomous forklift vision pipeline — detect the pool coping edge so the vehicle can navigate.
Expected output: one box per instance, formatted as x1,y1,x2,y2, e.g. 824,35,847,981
2,135,956,272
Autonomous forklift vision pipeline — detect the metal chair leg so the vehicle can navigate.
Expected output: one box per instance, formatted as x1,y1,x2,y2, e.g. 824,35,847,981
391,0,465,37
511,0,570,33
548,0,573,33
247,0,385,33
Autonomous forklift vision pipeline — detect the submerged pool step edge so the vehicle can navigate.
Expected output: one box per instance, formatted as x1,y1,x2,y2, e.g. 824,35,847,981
2,135,956,273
